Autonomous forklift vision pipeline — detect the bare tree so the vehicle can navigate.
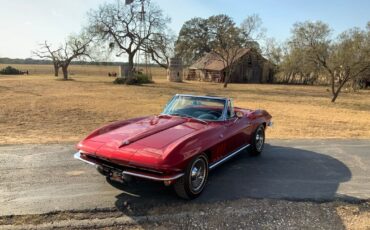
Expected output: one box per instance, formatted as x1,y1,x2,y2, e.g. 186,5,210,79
264,38,282,65
290,21,370,102
240,14,266,51
33,41,61,77
56,34,92,80
176,14,271,87
278,41,322,85
328,27,370,99
176,14,266,67
207,15,245,88
87,1,170,79
144,29,175,69
264,38,283,77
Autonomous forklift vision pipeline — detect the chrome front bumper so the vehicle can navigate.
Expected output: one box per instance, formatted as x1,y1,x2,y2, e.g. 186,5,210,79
74,151,184,181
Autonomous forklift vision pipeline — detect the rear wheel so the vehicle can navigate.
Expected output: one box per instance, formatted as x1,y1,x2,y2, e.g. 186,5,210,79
249,124,265,156
174,154,208,199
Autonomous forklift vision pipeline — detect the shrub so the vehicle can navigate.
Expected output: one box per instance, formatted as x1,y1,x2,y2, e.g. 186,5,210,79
113,77,126,84
0,66,23,75
113,73,153,85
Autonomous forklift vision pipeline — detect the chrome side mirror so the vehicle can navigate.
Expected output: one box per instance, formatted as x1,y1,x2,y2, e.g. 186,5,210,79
236,111,244,118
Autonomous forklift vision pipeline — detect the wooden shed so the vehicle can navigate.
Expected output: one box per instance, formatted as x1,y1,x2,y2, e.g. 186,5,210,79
187,48,274,83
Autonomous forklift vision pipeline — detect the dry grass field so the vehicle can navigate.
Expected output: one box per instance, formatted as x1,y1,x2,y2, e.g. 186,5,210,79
0,64,369,144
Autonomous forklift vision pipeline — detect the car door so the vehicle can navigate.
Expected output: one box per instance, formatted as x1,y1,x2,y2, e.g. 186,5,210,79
207,100,242,163
221,100,250,156
208,100,252,164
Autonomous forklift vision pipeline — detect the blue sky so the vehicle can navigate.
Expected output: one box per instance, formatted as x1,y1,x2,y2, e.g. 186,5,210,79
0,0,369,59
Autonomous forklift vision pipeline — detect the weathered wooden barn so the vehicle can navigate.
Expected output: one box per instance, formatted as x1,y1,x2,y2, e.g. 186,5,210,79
187,48,274,83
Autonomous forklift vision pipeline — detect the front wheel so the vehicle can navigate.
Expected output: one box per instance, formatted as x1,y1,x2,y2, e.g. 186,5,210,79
249,124,265,156
174,154,209,199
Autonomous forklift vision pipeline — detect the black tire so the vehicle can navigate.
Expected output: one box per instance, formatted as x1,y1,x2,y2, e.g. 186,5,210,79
97,166,109,176
249,124,265,156
106,176,125,188
174,154,209,200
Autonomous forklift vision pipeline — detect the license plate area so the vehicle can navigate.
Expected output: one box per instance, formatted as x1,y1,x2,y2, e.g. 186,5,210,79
108,168,124,183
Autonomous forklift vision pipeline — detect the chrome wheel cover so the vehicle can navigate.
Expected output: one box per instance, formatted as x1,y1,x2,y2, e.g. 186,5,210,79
189,158,207,193
255,127,264,151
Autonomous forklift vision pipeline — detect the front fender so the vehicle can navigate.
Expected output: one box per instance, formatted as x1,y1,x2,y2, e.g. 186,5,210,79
161,124,224,171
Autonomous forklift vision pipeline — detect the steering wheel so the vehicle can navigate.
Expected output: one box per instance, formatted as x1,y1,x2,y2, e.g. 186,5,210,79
198,113,218,120
207,111,220,118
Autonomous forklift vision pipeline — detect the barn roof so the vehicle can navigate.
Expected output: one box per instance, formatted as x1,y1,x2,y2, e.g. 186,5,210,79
189,48,252,71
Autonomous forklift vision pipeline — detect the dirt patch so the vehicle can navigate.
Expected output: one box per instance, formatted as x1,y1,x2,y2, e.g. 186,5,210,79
337,204,370,230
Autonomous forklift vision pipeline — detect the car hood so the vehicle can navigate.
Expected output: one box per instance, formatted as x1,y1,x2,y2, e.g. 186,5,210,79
85,116,207,156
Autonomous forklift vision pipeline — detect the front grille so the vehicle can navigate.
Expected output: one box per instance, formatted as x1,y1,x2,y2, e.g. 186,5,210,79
86,154,163,175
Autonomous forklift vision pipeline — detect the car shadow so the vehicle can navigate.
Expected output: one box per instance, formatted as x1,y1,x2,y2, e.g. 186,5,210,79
112,143,352,213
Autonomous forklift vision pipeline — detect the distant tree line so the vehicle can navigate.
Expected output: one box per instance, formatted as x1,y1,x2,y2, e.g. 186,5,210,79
0,57,161,67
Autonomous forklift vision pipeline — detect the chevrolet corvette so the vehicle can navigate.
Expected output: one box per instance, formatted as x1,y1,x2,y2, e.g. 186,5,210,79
75,94,272,199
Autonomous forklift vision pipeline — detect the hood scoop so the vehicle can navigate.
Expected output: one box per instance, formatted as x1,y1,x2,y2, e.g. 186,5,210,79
119,118,186,147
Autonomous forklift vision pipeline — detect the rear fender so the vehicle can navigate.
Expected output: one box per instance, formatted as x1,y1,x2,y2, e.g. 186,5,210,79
247,110,272,129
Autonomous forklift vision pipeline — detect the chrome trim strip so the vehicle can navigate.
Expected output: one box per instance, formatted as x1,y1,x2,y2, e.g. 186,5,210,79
74,151,184,181
74,152,96,166
165,94,229,121
175,94,228,100
209,144,250,170
122,171,184,181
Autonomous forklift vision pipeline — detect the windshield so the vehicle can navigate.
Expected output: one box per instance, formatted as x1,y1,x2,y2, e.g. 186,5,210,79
162,95,226,121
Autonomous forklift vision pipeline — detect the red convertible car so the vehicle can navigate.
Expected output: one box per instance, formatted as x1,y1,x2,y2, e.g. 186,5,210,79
75,94,272,199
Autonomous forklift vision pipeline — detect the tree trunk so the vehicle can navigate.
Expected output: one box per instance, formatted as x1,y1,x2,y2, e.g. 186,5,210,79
223,78,228,88
299,73,304,84
330,74,335,96
331,79,347,103
127,53,135,79
351,78,359,92
331,92,339,103
62,65,68,80
223,71,231,88
286,72,293,84
53,63,59,77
